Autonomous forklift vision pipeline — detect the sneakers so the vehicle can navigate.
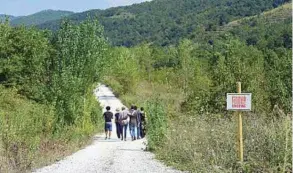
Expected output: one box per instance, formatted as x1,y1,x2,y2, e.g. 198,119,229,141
105,137,107,140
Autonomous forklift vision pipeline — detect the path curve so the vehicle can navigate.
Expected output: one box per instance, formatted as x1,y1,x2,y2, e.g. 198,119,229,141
33,84,185,173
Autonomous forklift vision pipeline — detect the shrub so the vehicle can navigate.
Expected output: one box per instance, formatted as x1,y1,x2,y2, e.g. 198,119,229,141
145,97,168,151
0,86,55,172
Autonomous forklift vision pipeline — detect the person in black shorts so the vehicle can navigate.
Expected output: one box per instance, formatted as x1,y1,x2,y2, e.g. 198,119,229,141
103,106,113,139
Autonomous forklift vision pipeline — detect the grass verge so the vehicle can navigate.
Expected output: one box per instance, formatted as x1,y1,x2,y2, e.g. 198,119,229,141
104,79,292,172
0,86,103,173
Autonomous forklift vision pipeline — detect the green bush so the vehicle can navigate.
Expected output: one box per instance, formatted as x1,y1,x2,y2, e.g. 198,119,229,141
145,97,168,151
0,86,55,172
0,19,106,172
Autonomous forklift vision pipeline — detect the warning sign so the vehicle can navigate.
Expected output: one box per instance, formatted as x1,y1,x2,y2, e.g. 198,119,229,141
227,93,251,111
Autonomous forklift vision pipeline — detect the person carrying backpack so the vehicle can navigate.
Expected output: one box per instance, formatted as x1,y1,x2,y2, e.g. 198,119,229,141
115,108,122,139
119,107,129,141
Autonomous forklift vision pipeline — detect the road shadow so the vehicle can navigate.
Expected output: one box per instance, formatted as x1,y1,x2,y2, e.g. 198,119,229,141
93,136,135,143
93,136,119,142
97,96,117,100
118,148,144,152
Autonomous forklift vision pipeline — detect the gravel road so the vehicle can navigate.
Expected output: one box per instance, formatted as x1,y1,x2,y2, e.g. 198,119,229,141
33,84,186,173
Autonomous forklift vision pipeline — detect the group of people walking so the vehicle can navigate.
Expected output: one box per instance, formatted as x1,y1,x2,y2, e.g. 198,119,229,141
103,105,146,141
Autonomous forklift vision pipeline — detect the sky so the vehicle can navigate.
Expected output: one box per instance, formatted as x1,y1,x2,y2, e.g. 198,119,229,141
0,0,152,16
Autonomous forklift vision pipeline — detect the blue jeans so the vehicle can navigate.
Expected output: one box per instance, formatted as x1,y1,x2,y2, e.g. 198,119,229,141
137,123,141,138
122,124,128,139
116,122,122,138
129,123,137,139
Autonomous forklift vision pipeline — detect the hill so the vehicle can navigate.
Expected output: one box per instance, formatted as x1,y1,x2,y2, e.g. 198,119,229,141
37,0,290,47
10,10,74,26
0,14,17,22
190,2,292,49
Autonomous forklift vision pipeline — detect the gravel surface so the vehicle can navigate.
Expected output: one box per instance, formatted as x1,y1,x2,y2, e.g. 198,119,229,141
33,84,186,173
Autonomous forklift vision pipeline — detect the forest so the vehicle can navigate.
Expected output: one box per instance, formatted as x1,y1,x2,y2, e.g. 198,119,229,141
0,0,292,172
37,0,291,47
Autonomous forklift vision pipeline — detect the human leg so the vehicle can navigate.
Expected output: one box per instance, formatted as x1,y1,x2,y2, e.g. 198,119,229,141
104,123,108,139
118,124,123,140
133,125,137,140
123,124,128,141
107,122,112,139
137,123,141,139
116,122,120,138
129,123,134,139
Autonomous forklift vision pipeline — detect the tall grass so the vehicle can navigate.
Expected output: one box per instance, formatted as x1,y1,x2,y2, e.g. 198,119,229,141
0,87,54,172
0,86,103,172
156,113,292,172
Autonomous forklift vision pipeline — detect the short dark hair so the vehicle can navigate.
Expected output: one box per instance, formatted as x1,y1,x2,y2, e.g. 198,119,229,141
140,107,144,111
106,106,110,110
134,106,137,110
131,105,134,109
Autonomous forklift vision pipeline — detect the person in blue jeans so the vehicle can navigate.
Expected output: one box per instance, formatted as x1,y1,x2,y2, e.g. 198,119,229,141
119,107,129,141
103,106,113,140
128,105,138,141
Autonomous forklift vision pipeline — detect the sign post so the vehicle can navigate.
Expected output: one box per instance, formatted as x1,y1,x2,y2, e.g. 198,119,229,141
237,82,243,162
226,82,252,162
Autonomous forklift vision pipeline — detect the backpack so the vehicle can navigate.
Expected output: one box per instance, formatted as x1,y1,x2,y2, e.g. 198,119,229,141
119,110,128,125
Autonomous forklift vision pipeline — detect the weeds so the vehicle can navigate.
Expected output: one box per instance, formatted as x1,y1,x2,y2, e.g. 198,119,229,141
0,86,103,172
156,113,292,172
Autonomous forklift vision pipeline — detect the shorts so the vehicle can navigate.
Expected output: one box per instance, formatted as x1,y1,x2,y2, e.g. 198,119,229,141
105,122,112,131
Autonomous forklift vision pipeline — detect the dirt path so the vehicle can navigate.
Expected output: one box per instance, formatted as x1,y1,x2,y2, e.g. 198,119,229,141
33,84,186,173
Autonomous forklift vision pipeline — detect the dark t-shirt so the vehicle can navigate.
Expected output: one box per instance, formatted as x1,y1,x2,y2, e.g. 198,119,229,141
103,111,113,122
115,113,120,122
140,111,145,122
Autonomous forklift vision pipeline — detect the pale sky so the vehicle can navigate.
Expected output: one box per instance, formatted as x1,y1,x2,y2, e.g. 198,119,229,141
0,0,152,16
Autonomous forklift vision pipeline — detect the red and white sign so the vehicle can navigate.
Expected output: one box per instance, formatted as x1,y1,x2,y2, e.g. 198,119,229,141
227,93,251,111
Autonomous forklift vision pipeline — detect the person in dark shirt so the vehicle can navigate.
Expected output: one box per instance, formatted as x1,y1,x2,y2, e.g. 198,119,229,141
115,108,122,139
103,106,113,140
137,108,142,139
140,107,146,138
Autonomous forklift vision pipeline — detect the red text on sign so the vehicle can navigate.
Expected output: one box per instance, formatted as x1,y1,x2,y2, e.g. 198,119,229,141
232,96,246,108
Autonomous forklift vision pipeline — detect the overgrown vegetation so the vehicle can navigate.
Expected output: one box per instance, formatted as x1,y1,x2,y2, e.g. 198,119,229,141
0,18,106,172
101,3,292,172
37,0,290,47
0,1,291,172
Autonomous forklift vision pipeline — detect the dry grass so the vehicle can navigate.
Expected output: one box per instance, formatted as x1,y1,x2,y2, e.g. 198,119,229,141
0,87,103,173
0,130,97,173
155,114,292,173
118,80,185,116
